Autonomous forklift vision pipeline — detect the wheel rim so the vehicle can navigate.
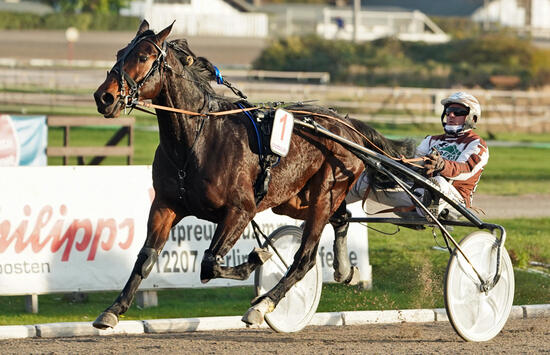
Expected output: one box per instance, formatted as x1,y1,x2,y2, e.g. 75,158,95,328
445,231,515,342
255,225,323,333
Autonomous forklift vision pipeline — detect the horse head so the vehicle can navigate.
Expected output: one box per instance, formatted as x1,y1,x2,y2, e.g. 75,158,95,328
93,20,173,118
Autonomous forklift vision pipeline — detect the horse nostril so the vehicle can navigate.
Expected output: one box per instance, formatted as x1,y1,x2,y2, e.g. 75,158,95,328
100,92,114,106
94,90,114,107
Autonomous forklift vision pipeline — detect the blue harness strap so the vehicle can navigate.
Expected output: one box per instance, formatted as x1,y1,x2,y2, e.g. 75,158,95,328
237,102,263,157
213,65,224,85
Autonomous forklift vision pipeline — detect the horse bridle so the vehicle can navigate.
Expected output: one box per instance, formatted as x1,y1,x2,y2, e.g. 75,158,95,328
109,34,168,108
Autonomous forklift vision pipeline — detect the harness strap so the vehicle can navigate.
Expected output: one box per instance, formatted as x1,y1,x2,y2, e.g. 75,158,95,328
237,102,263,157
133,102,425,170
213,66,224,85
158,117,206,200
136,100,260,117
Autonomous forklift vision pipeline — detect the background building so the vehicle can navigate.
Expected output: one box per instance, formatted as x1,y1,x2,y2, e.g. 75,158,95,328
122,0,268,37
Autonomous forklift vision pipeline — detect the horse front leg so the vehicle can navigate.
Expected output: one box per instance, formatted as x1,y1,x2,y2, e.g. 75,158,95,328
200,206,270,283
93,197,181,329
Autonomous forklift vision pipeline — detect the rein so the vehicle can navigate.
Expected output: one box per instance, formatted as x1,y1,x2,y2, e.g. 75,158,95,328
133,100,425,169
135,100,260,117
286,109,425,168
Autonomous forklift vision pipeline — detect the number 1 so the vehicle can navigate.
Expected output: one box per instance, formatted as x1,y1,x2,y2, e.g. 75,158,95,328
279,113,288,140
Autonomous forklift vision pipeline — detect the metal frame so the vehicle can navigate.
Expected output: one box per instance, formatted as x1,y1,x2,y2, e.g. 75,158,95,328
294,118,506,292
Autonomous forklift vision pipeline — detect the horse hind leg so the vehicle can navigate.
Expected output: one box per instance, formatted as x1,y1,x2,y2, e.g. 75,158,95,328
200,205,270,283
93,198,180,330
201,247,272,282
329,201,360,286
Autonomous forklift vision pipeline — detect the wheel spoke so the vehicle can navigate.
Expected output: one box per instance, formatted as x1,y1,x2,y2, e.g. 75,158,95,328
456,254,481,284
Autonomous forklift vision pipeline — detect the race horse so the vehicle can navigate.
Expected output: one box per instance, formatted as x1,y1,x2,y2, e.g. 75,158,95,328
92,20,414,329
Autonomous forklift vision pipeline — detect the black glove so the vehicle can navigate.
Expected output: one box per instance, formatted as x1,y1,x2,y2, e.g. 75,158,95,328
424,150,445,176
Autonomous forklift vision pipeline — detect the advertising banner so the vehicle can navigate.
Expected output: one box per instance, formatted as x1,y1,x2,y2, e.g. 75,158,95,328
0,166,371,295
0,115,47,166
0,115,19,166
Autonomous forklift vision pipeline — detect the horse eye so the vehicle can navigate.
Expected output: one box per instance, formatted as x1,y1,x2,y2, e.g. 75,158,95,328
138,55,148,63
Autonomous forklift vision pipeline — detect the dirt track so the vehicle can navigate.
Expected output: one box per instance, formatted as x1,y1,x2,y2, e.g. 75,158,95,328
1,318,548,354
473,193,550,219
0,30,266,67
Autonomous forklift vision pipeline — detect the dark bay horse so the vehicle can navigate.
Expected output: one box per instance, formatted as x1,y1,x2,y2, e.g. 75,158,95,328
92,20,414,329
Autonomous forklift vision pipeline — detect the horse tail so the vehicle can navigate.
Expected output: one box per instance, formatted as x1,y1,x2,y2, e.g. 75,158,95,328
349,118,416,159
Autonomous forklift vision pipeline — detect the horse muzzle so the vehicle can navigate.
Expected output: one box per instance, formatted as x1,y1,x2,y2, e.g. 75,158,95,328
94,89,123,118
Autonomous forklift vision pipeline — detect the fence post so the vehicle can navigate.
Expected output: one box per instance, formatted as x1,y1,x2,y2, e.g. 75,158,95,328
136,290,158,308
25,294,38,313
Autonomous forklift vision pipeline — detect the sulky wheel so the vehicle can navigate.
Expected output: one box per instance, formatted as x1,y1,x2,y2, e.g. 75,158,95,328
254,225,323,333
444,231,515,342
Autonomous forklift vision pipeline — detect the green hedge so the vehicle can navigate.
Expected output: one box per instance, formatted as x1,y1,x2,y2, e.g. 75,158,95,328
0,11,139,31
0,11,43,29
253,34,550,89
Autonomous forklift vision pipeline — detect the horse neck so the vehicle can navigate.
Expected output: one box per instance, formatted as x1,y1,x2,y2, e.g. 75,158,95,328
154,59,211,158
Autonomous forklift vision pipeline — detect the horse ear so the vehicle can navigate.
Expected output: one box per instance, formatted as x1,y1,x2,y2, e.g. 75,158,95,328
137,20,150,35
156,21,174,44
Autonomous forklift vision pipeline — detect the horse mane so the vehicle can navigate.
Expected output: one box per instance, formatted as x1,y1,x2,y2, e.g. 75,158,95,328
349,118,416,159
167,39,238,109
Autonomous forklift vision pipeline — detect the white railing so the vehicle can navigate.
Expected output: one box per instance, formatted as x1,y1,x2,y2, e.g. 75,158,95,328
1,65,549,131
317,9,450,43
146,5,268,38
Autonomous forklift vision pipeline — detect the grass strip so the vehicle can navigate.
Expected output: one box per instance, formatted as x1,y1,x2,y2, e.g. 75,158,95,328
0,218,547,326
47,126,550,194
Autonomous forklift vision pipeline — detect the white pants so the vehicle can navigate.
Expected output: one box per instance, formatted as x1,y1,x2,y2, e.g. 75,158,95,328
346,172,464,217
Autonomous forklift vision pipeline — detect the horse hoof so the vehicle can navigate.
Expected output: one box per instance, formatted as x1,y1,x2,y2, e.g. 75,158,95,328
92,312,118,330
334,266,361,286
241,297,275,326
346,266,361,286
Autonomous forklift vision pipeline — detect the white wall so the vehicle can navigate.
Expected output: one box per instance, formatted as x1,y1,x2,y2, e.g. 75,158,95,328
532,0,550,29
472,0,526,28
317,8,449,43
141,0,268,38
0,166,371,295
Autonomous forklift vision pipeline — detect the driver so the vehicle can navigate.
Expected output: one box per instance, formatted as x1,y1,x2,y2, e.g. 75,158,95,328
346,91,489,218
330,92,489,285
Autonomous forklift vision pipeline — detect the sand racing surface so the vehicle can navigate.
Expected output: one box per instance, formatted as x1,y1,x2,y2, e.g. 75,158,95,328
1,318,549,354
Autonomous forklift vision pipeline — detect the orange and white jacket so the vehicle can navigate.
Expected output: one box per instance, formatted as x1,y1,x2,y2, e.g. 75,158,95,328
416,130,489,207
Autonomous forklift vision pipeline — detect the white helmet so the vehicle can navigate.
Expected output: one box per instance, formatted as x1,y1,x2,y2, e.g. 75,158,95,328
440,92,481,134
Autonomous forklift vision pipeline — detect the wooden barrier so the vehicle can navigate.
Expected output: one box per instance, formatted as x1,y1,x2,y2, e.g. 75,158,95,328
46,116,134,165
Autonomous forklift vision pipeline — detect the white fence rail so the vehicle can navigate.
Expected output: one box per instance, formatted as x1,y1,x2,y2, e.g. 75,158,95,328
1,66,549,131
317,9,449,43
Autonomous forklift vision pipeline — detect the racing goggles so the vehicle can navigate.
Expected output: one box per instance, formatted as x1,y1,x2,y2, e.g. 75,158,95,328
445,106,469,117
